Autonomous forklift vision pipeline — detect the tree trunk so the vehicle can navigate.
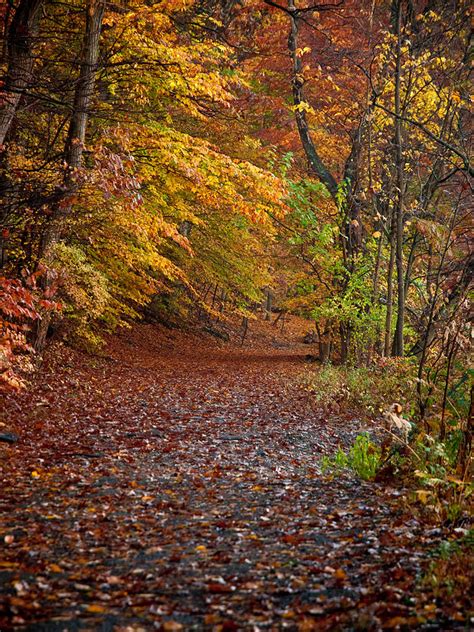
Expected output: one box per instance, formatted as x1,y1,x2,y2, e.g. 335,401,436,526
415,203,459,424
286,1,338,199
265,288,272,320
210,283,219,312
0,0,44,147
392,0,405,357
39,0,106,258
219,288,227,314
340,322,351,364
440,335,457,441
0,0,44,271
403,231,418,297
241,316,249,346
316,322,331,363
35,0,106,351
457,385,473,479
384,206,396,357
371,210,384,358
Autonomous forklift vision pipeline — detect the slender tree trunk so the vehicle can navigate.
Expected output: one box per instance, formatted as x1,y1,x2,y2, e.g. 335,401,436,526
440,336,457,441
210,283,219,312
286,1,338,199
340,323,351,364
282,0,366,363
457,385,473,479
39,0,106,257
392,0,405,357
241,316,249,346
384,206,396,357
372,222,383,300
35,0,106,351
0,0,44,271
0,0,44,146
219,288,227,314
40,0,106,257
371,210,385,358
403,231,417,297
265,288,272,320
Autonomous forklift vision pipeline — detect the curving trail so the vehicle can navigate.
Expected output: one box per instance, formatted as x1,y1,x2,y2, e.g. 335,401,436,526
0,322,467,630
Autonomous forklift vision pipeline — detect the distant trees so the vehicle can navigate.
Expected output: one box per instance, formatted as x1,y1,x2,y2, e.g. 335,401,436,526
223,0,471,433
255,0,471,360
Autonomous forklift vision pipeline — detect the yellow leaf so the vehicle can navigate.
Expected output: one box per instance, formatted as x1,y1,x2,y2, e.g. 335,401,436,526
49,563,62,573
282,610,295,619
373,231,381,238
163,622,183,631
31,471,40,478
415,489,432,504
334,568,347,581
86,605,107,613
446,476,465,485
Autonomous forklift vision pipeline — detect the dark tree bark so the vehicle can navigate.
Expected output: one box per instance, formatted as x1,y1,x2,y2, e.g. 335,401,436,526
264,288,272,320
286,0,338,199
0,0,45,147
384,205,396,357
268,0,366,363
284,0,366,260
35,0,106,351
457,385,473,479
392,0,405,357
39,0,106,258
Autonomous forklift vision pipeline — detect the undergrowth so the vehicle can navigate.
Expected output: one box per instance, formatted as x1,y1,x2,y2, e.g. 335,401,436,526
421,530,474,605
321,433,382,480
322,431,472,523
411,436,473,524
305,359,416,417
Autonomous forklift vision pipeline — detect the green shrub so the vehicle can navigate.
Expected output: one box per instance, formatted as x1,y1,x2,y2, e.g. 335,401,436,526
321,433,382,480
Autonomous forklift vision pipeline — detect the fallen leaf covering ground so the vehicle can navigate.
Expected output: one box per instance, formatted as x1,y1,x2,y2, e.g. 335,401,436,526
0,317,471,630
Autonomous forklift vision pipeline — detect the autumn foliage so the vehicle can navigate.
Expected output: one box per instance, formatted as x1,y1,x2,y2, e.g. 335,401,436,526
0,2,473,628
0,272,58,391
0,0,472,437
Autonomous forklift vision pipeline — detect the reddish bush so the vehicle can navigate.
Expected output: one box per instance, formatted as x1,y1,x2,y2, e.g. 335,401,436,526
0,271,59,391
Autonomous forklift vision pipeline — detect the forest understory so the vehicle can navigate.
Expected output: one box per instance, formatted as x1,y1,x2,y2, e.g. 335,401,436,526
1,316,472,631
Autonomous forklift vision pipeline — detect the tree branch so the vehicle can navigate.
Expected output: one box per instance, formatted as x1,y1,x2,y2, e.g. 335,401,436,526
372,100,473,177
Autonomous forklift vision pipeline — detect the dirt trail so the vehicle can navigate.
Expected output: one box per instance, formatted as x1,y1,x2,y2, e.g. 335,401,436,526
0,320,466,630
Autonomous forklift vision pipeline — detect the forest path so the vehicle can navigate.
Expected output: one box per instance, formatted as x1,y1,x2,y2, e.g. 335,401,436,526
0,321,459,630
